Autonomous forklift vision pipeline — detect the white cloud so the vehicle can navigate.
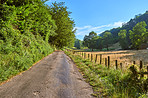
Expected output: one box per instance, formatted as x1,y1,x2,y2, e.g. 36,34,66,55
46,0,56,2
75,26,91,30
113,21,123,27
45,0,60,4
75,21,123,37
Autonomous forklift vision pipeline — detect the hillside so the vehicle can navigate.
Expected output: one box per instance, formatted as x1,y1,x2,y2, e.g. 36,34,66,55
100,11,148,43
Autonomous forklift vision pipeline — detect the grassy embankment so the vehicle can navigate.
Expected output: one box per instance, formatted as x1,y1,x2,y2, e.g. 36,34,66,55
0,33,54,84
65,50,148,98
0,1,57,84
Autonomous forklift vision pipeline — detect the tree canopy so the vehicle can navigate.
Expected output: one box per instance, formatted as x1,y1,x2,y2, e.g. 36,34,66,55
102,32,113,50
49,2,75,48
0,0,76,81
83,31,113,51
129,21,148,49
74,39,82,49
100,11,148,48
83,31,98,51
118,29,128,49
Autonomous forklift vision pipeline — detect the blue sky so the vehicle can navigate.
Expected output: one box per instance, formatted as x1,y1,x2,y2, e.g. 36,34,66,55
46,0,148,40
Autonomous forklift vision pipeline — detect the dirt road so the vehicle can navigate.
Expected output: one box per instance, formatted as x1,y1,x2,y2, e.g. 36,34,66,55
0,51,94,98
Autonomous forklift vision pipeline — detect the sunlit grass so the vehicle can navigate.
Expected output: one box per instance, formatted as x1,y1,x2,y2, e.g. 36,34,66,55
0,33,54,83
65,51,148,98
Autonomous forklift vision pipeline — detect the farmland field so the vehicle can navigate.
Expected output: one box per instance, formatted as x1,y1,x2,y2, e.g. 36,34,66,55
76,49,148,71
66,50,148,97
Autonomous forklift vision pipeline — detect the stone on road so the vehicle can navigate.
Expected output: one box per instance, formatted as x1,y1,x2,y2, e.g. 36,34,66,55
0,51,94,98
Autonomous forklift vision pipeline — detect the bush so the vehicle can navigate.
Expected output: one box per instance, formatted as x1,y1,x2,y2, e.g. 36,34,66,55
0,31,53,83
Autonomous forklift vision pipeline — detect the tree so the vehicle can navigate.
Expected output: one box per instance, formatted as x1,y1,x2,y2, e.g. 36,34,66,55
83,31,97,51
74,39,81,49
89,36,99,51
0,0,48,7
102,32,112,50
83,35,89,47
49,2,75,48
0,0,57,42
96,36,103,50
129,21,148,49
118,29,129,49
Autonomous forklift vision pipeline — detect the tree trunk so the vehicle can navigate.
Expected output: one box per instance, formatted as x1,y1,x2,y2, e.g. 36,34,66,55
92,48,93,51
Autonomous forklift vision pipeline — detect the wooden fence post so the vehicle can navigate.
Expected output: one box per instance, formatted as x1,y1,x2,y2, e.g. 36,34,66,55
120,63,122,70
83,52,85,58
133,61,136,65
133,61,135,69
82,52,84,58
95,54,98,63
100,54,102,64
147,66,148,78
84,53,86,59
115,60,118,69
88,54,90,60
140,61,144,78
140,61,143,71
105,58,107,67
108,56,110,69
91,54,93,61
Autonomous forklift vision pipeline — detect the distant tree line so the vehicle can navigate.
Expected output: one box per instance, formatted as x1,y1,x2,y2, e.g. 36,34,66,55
74,21,148,50
74,11,148,50
118,21,148,50
82,31,113,51
98,11,148,50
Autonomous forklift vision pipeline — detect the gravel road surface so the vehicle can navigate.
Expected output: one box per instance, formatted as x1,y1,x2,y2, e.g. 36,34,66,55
0,51,94,98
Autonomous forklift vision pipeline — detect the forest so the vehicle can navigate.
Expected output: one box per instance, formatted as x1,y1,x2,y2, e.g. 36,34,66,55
0,0,75,82
74,11,148,51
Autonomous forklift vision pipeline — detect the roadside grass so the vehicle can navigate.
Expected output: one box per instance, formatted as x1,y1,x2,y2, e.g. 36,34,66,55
0,33,54,84
65,51,148,98
74,50,148,71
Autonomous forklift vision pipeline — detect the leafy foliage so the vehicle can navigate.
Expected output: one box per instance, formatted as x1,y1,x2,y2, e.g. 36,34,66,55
74,39,81,49
82,11,148,50
83,31,114,51
0,0,75,82
83,31,98,51
129,21,148,49
100,11,148,49
118,29,129,49
102,32,113,50
0,32,54,82
49,2,75,48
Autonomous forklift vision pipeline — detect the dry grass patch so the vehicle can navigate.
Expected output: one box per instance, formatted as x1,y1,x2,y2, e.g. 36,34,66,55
79,50,148,71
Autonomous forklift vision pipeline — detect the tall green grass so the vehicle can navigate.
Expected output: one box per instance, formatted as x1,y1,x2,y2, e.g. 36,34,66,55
0,32,54,83
65,51,148,98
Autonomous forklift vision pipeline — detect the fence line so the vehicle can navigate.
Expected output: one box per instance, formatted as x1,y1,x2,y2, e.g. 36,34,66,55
71,50,148,78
